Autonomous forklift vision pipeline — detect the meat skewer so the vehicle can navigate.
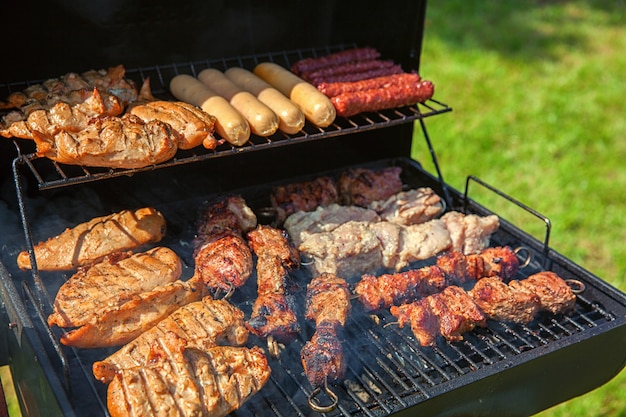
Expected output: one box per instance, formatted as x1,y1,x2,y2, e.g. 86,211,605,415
355,246,522,312
193,195,257,296
245,225,301,354
301,273,351,412
390,271,579,347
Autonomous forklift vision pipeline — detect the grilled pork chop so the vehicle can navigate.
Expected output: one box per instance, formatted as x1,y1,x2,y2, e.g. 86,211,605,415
17,207,167,271
107,332,271,417
48,246,183,329
93,297,249,383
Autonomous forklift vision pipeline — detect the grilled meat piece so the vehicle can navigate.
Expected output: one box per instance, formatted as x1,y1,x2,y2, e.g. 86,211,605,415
48,247,182,328
513,271,576,314
469,277,541,323
391,286,487,346
32,113,178,168
271,176,339,225
194,231,254,292
246,226,301,342
284,203,380,247
194,195,258,247
291,47,381,76
247,224,300,269
369,187,445,226
0,64,138,112
129,100,219,150
301,273,351,388
301,321,346,388
392,272,577,346
107,332,271,417
0,88,125,139
337,166,403,207
59,276,205,348
17,207,166,271
356,266,447,312
93,297,248,383
193,196,257,293
440,211,500,255
305,272,352,326
355,246,520,312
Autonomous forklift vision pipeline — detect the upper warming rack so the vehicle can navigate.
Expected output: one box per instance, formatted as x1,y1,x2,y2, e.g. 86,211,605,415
3,45,451,191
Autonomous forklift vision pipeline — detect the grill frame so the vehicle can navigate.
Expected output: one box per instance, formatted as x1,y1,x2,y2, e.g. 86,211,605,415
2,1,626,415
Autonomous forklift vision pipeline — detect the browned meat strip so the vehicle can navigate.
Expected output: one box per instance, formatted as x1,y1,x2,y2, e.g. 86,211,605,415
301,273,351,388
330,80,434,118
291,47,381,75
302,60,403,85
513,271,576,314
337,166,403,207
92,297,248,383
246,225,301,342
106,332,271,417
17,207,166,271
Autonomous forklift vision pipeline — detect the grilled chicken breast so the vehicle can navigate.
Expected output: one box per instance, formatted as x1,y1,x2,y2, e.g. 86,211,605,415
17,207,167,271
59,276,205,348
48,246,183,329
93,297,249,383
107,333,271,417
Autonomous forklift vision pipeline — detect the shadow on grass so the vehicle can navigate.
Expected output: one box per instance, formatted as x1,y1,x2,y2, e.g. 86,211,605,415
425,0,626,63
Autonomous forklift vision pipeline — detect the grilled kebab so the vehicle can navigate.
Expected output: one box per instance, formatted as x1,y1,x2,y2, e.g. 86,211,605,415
193,195,257,294
391,271,577,346
355,246,520,312
301,273,351,389
246,225,301,344
106,332,271,417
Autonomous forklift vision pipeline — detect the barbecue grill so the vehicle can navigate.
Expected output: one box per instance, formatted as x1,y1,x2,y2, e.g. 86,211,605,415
1,1,626,416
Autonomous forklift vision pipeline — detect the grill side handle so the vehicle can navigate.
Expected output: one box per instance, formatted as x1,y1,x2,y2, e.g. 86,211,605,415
462,175,552,266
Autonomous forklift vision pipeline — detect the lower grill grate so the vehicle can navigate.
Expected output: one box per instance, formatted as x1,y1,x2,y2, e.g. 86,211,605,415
3,157,624,417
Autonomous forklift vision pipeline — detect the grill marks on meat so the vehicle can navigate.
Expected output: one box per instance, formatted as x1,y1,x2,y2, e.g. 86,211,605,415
106,332,271,417
92,297,249,383
391,271,577,346
193,195,257,294
17,207,167,271
301,273,351,388
48,247,182,329
246,225,301,342
271,176,339,225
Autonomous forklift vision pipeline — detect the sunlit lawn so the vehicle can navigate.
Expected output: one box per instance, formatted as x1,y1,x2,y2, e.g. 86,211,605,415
412,1,626,415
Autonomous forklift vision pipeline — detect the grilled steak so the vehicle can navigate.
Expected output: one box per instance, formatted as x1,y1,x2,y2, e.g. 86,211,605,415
93,297,249,383
337,166,403,207
106,332,271,417
17,207,167,271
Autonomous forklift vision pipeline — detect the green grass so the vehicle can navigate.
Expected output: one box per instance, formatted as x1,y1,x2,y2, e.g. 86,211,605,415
412,1,626,415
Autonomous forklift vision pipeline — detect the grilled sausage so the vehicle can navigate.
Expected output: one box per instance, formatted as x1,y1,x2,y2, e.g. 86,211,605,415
198,68,279,137
169,74,250,146
225,67,305,134
253,62,336,128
